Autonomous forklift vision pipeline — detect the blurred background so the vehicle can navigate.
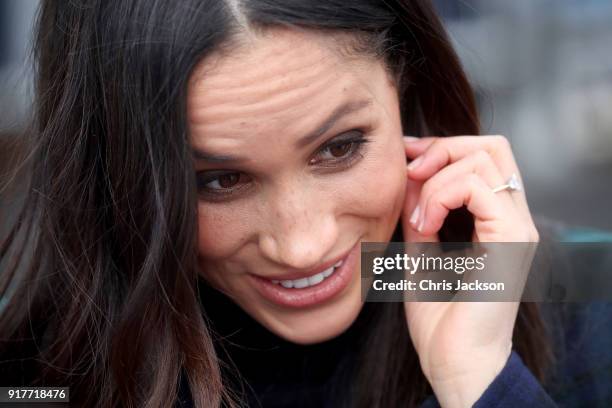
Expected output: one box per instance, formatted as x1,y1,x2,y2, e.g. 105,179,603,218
1,0,611,229
434,0,612,229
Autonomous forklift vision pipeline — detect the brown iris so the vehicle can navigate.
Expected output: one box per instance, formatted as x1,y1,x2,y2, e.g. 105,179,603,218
328,142,352,157
218,173,240,188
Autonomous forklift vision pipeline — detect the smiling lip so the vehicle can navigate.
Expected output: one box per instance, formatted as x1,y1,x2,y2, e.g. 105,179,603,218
249,240,360,308
256,245,354,281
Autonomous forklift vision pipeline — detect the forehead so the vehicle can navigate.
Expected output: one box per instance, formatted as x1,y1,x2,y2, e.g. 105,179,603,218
187,27,387,152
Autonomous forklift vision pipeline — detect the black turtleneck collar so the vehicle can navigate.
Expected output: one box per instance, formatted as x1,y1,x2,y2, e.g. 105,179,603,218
191,278,377,408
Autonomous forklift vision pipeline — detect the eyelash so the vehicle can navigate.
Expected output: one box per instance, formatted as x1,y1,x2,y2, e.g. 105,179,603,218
196,130,371,202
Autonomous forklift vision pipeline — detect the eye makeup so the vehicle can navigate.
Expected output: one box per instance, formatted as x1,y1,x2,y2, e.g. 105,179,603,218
195,128,372,202
309,129,371,168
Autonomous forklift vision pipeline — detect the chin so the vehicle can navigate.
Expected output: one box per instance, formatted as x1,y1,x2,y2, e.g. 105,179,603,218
261,296,364,345
246,271,364,345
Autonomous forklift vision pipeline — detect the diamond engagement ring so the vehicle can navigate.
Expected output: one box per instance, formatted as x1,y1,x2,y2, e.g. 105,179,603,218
492,173,522,193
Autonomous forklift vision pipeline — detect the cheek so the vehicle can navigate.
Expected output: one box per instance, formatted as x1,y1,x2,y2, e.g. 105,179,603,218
340,137,407,219
196,203,251,259
195,137,407,258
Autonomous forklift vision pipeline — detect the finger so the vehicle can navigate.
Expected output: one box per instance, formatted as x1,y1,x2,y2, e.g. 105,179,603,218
406,135,530,214
417,173,515,238
403,135,436,150
402,175,439,243
417,150,519,219
403,136,435,164
403,136,442,160
406,135,519,183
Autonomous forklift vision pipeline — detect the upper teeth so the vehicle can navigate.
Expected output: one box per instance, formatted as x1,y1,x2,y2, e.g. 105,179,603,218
271,260,343,289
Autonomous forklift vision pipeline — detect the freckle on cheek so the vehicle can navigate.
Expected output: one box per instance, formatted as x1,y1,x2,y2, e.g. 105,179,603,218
362,171,404,214
197,212,237,258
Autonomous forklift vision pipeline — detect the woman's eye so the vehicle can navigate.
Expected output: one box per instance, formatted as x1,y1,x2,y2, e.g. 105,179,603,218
326,143,352,158
196,171,251,197
210,173,240,189
197,130,370,202
310,131,370,166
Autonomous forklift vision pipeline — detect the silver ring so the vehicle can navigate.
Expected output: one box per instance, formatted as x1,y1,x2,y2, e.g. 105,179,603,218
492,173,522,193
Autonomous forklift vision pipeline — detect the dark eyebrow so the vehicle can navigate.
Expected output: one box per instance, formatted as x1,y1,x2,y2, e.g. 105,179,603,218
191,98,373,163
191,150,250,164
295,98,373,148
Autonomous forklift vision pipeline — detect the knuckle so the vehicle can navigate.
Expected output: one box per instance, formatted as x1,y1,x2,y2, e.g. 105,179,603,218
466,172,481,187
492,134,511,150
430,137,448,154
472,149,487,160
420,178,437,200
429,185,446,205
473,149,492,166
431,137,445,147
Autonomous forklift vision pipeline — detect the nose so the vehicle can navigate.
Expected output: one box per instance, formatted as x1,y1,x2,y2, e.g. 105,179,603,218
258,186,339,270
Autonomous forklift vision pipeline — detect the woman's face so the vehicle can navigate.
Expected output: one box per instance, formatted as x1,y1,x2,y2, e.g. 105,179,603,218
188,27,407,344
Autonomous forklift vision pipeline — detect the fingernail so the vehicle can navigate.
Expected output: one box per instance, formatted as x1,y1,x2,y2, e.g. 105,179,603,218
409,205,420,225
417,217,425,233
403,135,420,143
407,156,423,171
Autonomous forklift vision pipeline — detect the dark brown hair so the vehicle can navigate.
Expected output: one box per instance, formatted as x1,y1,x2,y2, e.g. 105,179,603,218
0,0,551,406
